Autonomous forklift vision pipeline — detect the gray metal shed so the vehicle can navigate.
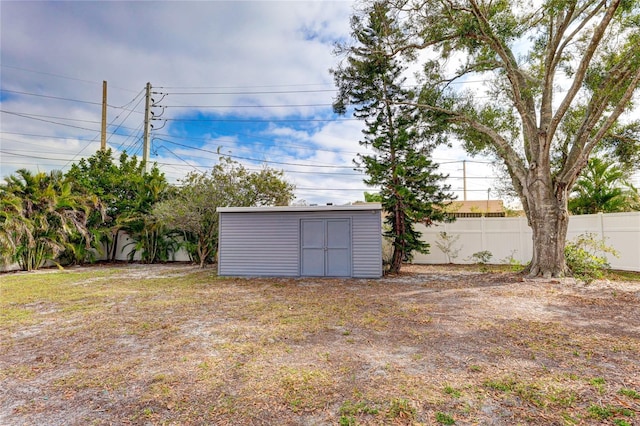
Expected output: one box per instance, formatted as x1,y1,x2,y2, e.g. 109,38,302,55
217,204,382,278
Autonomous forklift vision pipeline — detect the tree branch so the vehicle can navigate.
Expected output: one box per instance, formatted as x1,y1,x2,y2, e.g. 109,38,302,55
467,0,539,163
550,0,619,139
397,99,528,188
558,66,640,188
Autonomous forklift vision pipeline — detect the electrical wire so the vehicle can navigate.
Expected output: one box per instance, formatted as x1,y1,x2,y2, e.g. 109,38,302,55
0,110,140,137
160,89,337,95
0,89,103,106
1,77,498,194
164,117,358,123
0,64,139,92
1,109,102,133
154,137,356,169
164,103,334,109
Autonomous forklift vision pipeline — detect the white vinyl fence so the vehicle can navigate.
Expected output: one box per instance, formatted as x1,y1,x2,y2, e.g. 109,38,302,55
2,212,639,272
413,211,640,272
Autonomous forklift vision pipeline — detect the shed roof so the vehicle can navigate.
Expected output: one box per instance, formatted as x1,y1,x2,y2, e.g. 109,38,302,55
217,203,382,213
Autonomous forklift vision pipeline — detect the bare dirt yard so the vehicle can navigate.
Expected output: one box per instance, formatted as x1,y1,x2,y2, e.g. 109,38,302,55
1,264,639,425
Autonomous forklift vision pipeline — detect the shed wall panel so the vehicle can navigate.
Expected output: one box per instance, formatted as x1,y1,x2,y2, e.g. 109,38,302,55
218,213,300,276
351,212,383,278
218,208,382,278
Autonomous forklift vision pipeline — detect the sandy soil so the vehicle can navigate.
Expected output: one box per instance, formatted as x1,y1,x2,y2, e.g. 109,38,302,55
1,264,639,425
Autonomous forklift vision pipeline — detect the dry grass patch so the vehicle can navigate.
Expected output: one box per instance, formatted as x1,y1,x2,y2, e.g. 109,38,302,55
1,264,639,425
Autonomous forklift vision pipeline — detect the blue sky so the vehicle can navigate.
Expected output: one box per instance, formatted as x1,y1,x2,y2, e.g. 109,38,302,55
0,0,499,205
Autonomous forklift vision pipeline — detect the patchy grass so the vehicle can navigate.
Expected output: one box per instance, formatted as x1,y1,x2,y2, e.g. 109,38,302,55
1,263,639,425
604,269,640,282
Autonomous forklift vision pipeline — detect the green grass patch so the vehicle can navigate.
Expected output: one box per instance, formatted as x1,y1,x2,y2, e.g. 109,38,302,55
603,269,640,282
443,385,461,398
588,404,635,420
339,399,379,416
338,399,379,424
387,398,416,421
435,411,456,425
589,377,606,394
618,388,640,400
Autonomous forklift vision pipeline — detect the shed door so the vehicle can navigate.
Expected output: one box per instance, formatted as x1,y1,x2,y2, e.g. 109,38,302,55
301,219,351,277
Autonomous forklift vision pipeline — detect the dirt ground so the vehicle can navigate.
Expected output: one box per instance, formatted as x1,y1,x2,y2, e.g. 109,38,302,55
1,264,639,425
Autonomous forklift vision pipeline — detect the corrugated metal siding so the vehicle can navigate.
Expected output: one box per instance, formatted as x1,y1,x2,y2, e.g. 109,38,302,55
351,211,383,278
218,209,382,278
218,213,300,276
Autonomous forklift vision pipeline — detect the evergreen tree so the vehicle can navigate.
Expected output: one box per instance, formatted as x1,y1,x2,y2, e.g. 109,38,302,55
333,3,453,274
351,0,640,277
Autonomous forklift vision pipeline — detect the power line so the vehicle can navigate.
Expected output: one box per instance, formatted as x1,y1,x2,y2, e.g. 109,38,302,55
0,150,72,161
165,117,357,123
0,110,103,125
154,144,201,172
1,109,103,133
116,122,145,153
160,89,337,95
1,128,488,163
0,131,101,142
0,110,141,135
112,87,146,110
0,135,493,174
0,89,103,106
0,148,365,177
154,137,356,169
0,87,146,112
164,103,334,109
108,94,146,145
156,83,334,89
151,130,364,156
0,64,139,92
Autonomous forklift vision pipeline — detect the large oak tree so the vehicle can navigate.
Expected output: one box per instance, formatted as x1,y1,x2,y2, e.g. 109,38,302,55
350,0,640,277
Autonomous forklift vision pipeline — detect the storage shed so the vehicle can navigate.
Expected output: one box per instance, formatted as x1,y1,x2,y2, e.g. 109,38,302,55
217,204,382,278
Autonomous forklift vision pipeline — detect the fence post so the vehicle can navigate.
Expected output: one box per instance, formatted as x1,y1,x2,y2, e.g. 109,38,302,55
481,216,486,252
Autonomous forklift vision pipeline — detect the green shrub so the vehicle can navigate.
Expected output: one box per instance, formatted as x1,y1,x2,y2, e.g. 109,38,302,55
467,250,493,264
435,232,461,263
565,233,618,283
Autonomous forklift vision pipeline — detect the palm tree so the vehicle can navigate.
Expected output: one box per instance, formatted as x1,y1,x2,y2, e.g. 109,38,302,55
119,166,172,263
0,190,29,266
569,158,640,215
0,169,103,271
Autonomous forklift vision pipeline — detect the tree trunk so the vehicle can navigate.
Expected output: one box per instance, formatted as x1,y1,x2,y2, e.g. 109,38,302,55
389,244,404,274
524,185,570,278
388,195,406,274
197,242,206,268
110,230,120,262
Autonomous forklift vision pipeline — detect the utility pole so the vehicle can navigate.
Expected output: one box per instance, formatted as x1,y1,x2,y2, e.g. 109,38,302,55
142,82,152,173
487,188,491,213
100,80,107,151
462,160,467,201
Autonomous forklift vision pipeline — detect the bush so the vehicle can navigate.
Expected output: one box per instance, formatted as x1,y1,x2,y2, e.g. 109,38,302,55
435,232,461,263
466,250,493,264
564,233,618,283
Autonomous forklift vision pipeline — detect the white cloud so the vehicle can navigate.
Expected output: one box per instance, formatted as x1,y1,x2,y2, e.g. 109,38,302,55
0,0,490,205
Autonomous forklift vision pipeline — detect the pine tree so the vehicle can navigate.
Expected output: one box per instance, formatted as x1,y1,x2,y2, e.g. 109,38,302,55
333,3,453,274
